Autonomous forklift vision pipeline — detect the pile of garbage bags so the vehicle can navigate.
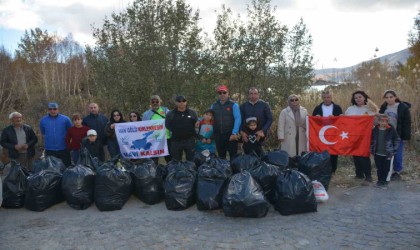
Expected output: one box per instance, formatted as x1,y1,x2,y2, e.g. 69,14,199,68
1,149,333,217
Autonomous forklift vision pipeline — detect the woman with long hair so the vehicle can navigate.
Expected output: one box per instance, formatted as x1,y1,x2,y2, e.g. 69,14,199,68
104,109,126,158
345,90,378,182
379,90,411,180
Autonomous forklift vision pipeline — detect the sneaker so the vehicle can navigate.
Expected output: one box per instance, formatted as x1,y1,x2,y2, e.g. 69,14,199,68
355,175,364,180
391,173,402,181
365,176,373,182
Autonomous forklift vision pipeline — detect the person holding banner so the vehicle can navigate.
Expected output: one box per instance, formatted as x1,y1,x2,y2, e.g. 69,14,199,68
277,94,308,157
312,90,343,173
105,110,126,158
345,90,378,182
165,95,198,162
142,95,172,163
128,111,141,122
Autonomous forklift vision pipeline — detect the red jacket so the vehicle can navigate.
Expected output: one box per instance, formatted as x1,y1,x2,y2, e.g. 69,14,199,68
66,125,90,150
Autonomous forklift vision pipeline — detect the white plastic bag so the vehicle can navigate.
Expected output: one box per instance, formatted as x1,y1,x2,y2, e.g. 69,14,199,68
312,180,329,202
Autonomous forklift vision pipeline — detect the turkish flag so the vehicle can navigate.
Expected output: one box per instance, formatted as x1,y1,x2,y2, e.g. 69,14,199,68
307,116,374,157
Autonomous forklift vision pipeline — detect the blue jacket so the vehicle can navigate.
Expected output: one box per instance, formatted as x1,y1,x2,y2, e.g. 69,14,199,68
82,113,109,145
240,100,273,135
39,114,72,150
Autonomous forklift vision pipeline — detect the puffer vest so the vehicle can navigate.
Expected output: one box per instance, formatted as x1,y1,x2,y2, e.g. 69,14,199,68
212,100,234,134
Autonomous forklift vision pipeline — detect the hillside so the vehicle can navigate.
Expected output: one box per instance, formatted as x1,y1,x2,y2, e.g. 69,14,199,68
314,48,411,84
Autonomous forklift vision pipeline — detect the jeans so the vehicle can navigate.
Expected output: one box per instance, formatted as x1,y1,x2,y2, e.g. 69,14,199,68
393,140,404,173
171,137,195,162
70,150,80,164
214,133,238,160
353,156,372,179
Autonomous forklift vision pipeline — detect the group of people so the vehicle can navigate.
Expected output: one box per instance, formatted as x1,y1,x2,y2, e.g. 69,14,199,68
0,85,412,188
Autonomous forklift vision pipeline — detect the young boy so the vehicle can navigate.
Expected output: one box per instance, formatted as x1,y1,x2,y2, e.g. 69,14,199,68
195,109,216,155
81,129,105,162
370,114,400,187
66,113,90,164
242,117,264,157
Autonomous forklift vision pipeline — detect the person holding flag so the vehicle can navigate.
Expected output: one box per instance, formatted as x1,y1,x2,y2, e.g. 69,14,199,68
312,90,343,173
344,90,378,182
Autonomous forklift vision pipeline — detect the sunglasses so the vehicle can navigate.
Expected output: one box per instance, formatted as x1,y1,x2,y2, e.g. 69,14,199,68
130,115,137,118
113,114,121,117
151,100,159,104
218,91,227,95
48,108,57,110
290,98,299,102
177,100,187,103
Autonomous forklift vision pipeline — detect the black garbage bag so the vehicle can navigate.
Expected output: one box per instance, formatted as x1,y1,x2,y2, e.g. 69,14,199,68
297,151,332,190
223,171,269,218
2,161,29,208
288,156,301,169
249,161,281,204
77,148,100,171
193,150,215,167
25,168,63,211
62,164,96,210
272,169,317,216
196,158,232,210
164,161,197,211
262,150,289,170
32,156,66,174
230,154,260,174
129,158,164,205
94,160,132,211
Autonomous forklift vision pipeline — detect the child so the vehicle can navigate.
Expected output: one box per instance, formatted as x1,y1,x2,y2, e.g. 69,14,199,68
66,113,90,164
195,109,216,155
81,129,105,162
370,114,400,187
242,117,263,157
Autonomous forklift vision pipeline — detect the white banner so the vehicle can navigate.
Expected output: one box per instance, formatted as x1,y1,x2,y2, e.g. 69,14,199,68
115,120,168,159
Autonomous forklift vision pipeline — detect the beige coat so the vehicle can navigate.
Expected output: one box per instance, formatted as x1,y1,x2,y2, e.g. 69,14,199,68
277,106,308,157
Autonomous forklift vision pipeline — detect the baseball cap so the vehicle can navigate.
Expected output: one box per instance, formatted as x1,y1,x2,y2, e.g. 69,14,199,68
150,95,161,101
216,85,228,92
87,129,97,136
175,95,187,102
48,102,59,109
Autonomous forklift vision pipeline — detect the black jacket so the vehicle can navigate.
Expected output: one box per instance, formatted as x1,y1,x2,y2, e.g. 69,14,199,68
0,124,38,158
165,108,198,141
379,101,411,140
312,102,343,116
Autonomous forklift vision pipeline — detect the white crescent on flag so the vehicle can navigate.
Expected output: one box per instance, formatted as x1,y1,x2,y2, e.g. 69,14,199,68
319,125,338,145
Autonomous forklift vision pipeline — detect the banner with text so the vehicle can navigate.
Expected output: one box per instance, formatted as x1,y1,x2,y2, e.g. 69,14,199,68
115,120,168,159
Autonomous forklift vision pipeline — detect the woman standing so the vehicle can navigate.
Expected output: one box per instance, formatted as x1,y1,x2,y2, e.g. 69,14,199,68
105,110,126,158
128,111,141,122
379,90,411,180
345,90,378,182
277,94,308,157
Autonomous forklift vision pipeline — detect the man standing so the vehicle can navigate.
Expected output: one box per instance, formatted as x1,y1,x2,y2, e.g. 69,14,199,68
312,90,343,173
39,102,72,167
240,87,273,145
82,103,109,146
142,95,172,163
0,112,38,170
211,85,241,159
165,95,197,162
82,103,109,160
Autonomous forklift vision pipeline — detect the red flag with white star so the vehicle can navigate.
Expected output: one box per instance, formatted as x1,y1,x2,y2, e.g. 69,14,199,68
307,116,374,157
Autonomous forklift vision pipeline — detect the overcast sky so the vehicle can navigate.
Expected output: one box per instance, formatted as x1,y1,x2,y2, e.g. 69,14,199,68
0,0,418,69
